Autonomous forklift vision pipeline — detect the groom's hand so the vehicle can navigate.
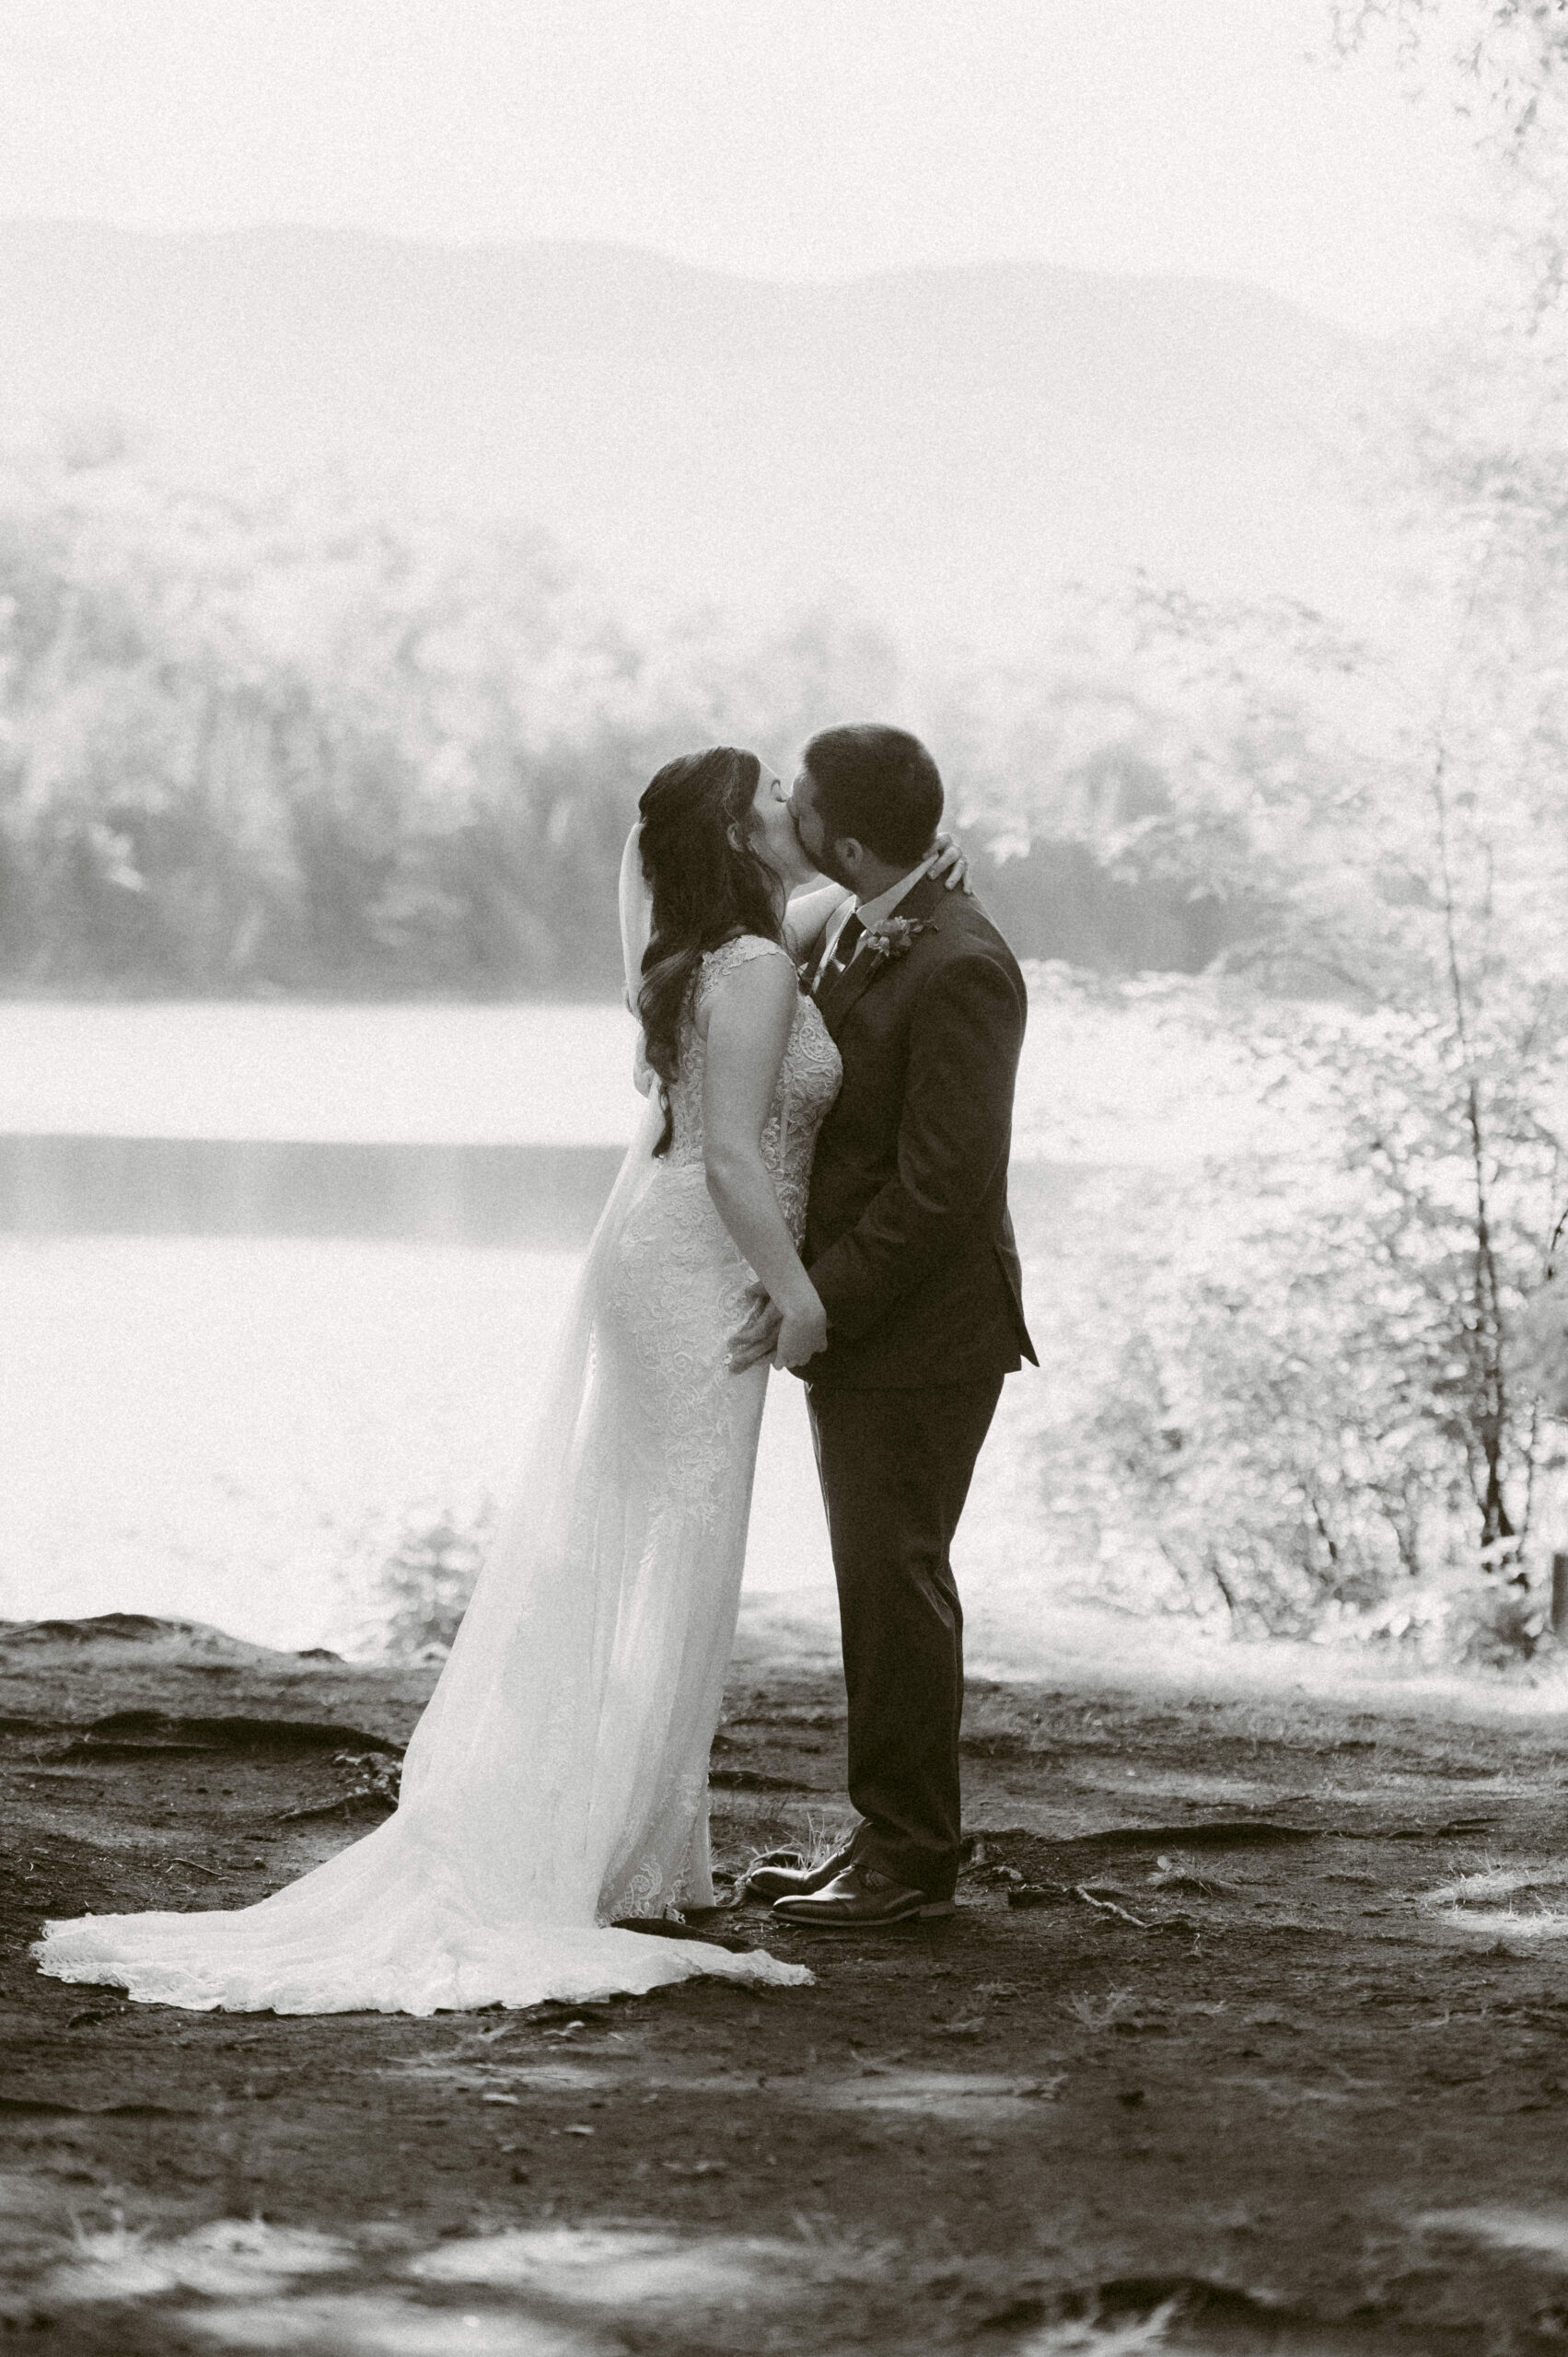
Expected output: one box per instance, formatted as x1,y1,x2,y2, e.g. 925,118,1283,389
727,1285,783,1373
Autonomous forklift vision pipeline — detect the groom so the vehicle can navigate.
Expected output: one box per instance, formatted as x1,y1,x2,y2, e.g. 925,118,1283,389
732,724,1035,1929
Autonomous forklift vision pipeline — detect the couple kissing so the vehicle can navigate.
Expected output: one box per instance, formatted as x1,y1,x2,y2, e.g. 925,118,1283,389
36,724,1035,2016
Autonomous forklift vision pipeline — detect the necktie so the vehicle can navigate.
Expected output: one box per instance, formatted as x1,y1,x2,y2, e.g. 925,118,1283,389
814,911,864,1000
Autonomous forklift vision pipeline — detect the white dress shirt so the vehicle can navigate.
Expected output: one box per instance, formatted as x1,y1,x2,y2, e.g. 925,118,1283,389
818,852,936,979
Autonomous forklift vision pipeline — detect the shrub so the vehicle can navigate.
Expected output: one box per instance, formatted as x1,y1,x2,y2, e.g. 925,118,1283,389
377,1504,493,1660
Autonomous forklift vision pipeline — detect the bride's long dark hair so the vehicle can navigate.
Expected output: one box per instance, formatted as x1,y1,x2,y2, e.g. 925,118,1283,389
637,747,784,1156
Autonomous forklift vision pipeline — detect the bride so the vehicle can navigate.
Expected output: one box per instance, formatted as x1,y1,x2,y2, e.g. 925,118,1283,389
34,746,858,2016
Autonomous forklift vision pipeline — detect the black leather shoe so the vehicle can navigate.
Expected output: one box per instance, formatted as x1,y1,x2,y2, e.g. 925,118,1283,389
771,1864,956,1928
743,1845,855,1903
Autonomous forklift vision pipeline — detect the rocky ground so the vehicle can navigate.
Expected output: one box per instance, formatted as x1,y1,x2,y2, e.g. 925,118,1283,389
5,1609,1568,2355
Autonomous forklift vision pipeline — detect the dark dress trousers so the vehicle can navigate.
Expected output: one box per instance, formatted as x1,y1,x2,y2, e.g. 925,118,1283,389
801,868,1036,1900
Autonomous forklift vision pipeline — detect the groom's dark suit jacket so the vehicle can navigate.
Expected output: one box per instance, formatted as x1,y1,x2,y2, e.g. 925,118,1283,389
801,867,1037,1390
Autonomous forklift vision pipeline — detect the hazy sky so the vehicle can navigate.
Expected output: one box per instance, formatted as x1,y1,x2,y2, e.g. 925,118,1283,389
0,0,1493,332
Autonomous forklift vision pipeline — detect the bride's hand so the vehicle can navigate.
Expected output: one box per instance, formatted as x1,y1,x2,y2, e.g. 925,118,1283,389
772,1285,829,1372
728,1286,782,1373
929,831,974,894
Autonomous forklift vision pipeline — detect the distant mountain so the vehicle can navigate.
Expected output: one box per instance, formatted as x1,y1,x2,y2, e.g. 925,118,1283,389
0,222,1382,645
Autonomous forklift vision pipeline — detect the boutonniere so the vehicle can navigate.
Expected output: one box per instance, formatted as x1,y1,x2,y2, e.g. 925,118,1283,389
861,914,929,967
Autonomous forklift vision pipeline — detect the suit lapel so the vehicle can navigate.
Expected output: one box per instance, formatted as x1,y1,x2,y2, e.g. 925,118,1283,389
818,870,946,1040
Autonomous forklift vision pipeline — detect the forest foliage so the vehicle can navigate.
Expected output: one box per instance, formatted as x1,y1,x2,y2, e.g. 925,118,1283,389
0,439,1234,996
15,3,1568,1659
1039,284,1568,1657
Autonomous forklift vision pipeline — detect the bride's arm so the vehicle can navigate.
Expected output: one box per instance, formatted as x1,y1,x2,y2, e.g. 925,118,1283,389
783,831,975,963
700,954,828,1371
783,877,850,965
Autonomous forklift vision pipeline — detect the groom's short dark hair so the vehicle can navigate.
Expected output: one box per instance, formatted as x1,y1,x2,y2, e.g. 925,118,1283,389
803,726,944,867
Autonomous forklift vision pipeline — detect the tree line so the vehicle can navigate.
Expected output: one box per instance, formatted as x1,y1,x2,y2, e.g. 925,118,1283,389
0,452,1235,997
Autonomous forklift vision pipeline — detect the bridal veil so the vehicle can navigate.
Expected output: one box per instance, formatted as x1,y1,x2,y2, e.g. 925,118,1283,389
33,823,813,2014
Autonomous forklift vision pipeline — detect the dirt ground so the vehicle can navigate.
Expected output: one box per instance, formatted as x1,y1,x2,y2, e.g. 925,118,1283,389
6,1611,1568,2355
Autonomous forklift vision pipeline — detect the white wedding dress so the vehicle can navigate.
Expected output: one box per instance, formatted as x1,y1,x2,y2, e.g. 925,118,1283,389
34,933,842,2014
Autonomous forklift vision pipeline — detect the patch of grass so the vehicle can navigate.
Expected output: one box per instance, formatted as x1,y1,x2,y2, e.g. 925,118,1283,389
1017,2304,1179,2356
1425,1864,1568,1909
1063,1989,1162,2033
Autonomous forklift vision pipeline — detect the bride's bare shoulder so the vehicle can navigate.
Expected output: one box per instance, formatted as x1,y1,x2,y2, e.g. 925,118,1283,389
693,935,797,1036
704,932,796,971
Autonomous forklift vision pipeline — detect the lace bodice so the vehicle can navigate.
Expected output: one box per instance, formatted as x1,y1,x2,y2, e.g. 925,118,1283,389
663,935,842,1239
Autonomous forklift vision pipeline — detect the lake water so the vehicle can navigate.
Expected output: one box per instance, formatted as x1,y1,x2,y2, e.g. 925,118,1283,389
0,996,1272,1657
